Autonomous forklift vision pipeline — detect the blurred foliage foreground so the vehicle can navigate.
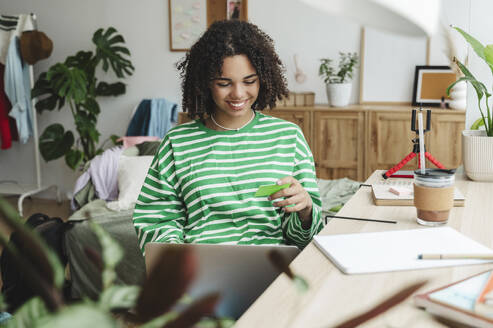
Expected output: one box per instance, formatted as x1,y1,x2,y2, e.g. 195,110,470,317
0,197,234,328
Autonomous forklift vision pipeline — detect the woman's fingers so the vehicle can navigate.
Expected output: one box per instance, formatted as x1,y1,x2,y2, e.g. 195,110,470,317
269,176,311,212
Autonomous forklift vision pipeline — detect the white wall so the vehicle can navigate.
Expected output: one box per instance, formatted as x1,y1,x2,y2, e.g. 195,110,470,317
467,0,493,128
0,0,489,199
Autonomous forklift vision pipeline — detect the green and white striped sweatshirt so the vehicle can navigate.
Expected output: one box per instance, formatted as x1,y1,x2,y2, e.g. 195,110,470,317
133,112,324,253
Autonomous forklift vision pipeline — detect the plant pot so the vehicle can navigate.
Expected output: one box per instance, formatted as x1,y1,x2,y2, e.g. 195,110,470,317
462,130,493,181
326,83,352,107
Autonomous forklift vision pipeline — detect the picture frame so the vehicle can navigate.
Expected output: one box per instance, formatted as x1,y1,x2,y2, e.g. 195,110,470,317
227,0,243,20
168,0,207,52
168,0,249,52
412,66,456,107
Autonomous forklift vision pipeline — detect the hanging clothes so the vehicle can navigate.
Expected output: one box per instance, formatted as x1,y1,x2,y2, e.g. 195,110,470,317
0,13,34,145
0,14,34,65
149,98,178,138
4,36,33,144
0,64,13,149
126,99,151,136
126,98,178,138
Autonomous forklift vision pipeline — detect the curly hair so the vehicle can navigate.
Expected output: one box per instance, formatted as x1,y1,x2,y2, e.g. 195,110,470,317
177,20,289,119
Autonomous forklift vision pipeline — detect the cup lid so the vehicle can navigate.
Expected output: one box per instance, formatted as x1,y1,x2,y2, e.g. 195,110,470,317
414,168,456,179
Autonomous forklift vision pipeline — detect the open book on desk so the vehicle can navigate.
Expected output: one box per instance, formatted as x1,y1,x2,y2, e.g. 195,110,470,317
371,181,465,206
415,270,493,328
313,227,493,274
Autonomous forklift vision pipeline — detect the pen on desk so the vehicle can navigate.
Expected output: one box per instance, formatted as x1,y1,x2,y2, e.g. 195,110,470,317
417,253,493,260
325,215,397,225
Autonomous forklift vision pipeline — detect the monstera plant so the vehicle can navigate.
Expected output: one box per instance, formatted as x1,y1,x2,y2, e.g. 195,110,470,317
32,27,134,170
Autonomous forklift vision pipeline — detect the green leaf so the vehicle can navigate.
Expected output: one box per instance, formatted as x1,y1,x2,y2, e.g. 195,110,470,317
162,293,220,328
35,95,59,113
453,26,493,75
195,318,236,328
32,72,65,114
449,60,490,101
93,27,134,78
65,149,84,170
471,117,485,130
36,303,117,328
39,124,74,161
138,313,178,328
95,81,126,96
82,97,101,115
31,72,51,99
74,111,100,147
110,134,121,145
65,51,96,79
46,63,88,104
88,221,124,290
485,44,493,70
99,285,140,311
0,293,6,312
293,275,309,293
6,297,48,328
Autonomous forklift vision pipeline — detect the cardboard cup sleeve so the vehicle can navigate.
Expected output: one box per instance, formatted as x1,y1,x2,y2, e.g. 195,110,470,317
413,184,454,211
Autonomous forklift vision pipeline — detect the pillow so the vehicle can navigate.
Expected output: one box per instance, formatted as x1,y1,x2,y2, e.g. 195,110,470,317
106,155,154,211
122,146,139,157
116,136,160,149
136,141,161,156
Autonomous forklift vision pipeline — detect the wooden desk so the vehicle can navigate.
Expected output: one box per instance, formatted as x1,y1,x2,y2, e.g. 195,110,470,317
235,170,493,328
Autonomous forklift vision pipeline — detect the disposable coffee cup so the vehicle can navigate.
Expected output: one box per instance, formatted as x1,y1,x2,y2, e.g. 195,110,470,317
413,169,455,226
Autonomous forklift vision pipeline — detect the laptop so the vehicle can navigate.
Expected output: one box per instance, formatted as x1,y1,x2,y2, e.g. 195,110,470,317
144,243,300,318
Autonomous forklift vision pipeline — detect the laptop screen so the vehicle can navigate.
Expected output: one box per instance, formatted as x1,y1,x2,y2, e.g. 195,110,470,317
145,243,300,318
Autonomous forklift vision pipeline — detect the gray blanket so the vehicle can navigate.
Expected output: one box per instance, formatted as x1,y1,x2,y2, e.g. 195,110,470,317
64,199,145,299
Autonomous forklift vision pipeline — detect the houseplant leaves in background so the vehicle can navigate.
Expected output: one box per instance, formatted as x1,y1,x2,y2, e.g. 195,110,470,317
92,27,134,79
32,27,134,170
39,124,74,162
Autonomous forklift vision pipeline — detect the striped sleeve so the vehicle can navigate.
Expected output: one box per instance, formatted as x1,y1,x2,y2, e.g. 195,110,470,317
132,137,187,254
283,128,324,248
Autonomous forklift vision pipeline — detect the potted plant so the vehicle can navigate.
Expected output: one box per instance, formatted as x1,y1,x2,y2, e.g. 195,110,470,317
447,26,493,181
318,52,358,107
32,27,134,170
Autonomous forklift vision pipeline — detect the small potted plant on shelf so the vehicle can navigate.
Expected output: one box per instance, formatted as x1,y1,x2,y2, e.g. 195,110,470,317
446,26,493,181
318,52,358,107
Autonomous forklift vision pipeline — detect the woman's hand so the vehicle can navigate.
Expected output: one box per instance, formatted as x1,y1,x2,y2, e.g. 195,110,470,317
269,176,313,229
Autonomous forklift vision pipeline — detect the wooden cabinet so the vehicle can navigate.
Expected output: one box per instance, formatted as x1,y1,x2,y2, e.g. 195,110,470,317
365,108,464,178
312,110,365,181
266,109,312,147
366,110,432,177
178,105,465,181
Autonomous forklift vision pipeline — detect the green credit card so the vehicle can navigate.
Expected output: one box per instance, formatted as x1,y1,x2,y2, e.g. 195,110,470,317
254,183,290,197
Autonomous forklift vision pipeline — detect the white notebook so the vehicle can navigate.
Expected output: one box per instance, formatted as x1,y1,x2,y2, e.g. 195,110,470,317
313,227,493,274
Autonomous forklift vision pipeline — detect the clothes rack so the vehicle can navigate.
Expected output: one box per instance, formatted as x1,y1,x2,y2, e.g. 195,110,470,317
0,13,59,216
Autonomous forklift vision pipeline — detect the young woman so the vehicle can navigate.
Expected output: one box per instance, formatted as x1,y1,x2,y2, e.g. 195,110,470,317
133,20,323,252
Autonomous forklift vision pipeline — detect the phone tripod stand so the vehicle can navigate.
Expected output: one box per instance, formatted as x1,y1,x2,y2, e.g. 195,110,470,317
382,109,445,179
